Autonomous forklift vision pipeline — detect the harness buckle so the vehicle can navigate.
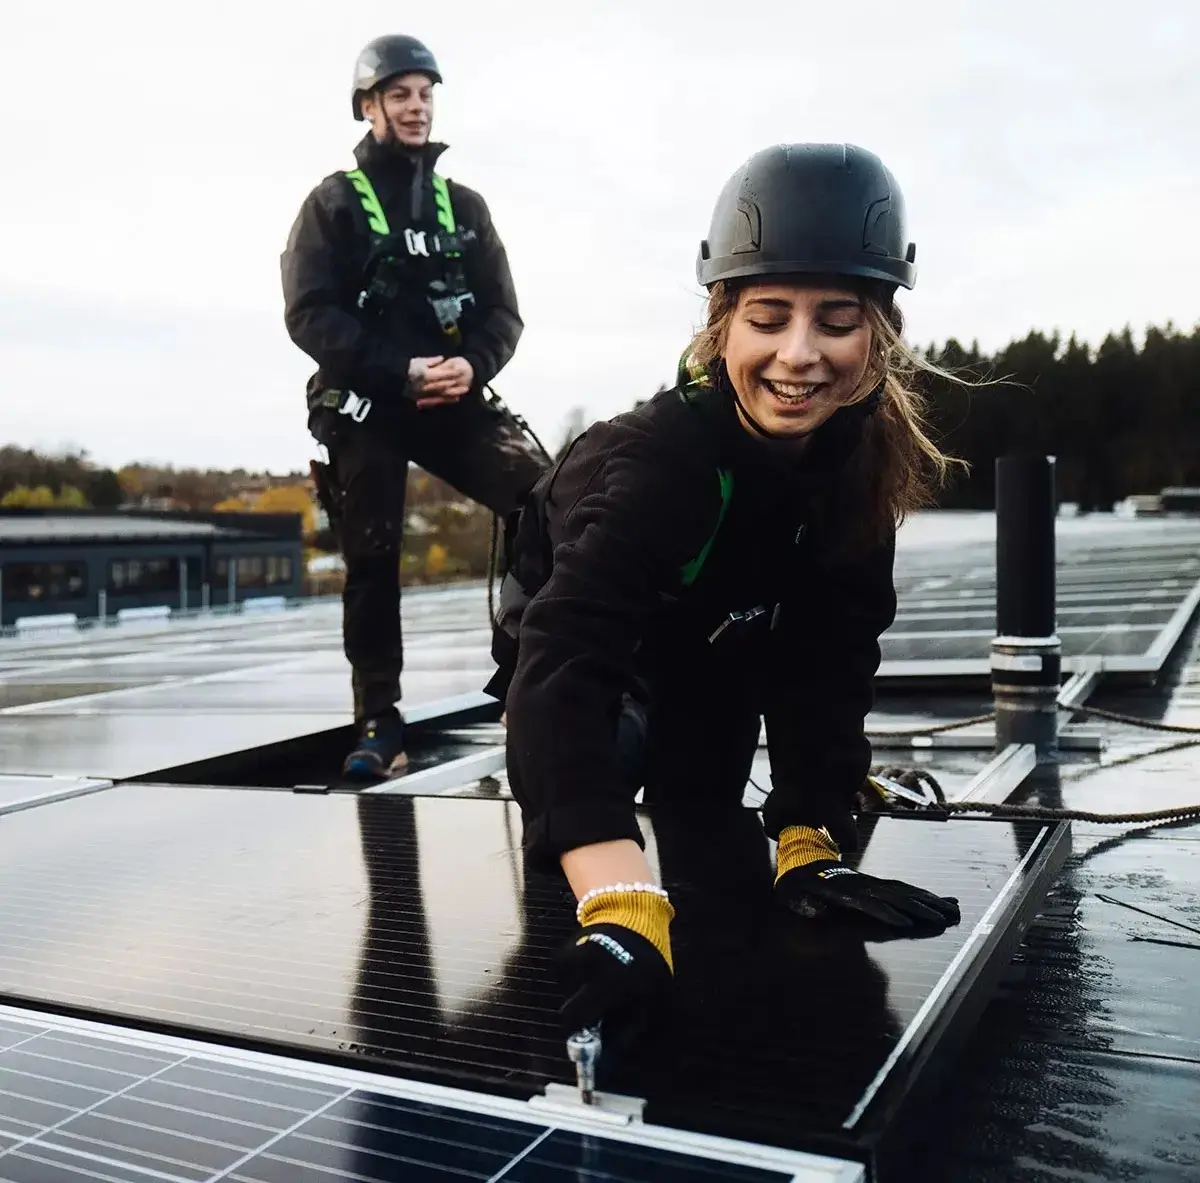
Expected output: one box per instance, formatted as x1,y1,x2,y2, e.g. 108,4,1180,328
337,391,373,423
428,290,476,333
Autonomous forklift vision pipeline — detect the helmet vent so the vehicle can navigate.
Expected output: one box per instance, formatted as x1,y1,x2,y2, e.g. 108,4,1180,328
731,197,761,255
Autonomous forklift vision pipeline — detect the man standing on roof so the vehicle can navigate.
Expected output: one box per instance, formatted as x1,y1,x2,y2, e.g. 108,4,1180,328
281,35,549,781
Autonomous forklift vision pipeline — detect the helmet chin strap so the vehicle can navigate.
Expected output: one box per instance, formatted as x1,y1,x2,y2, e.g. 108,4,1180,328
376,118,410,151
371,104,429,155
731,384,807,442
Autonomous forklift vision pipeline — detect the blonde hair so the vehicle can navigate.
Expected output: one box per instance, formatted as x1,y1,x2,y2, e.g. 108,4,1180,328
684,280,970,552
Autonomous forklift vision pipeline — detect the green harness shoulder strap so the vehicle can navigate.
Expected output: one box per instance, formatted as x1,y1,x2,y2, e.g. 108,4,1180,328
344,169,390,235
343,167,458,238
673,365,734,587
431,175,456,233
680,465,734,587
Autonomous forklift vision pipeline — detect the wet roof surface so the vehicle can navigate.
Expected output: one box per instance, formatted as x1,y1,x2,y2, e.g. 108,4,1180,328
918,621,1200,1181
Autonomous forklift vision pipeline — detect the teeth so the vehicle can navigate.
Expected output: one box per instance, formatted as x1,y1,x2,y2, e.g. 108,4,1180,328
765,380,820,400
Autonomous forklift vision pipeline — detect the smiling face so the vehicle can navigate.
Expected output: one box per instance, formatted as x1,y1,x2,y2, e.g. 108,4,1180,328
722,281,874,440
361,72,435,148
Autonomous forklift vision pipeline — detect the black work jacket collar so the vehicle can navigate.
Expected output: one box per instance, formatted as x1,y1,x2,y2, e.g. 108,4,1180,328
353,132,449,174
352,133,450,224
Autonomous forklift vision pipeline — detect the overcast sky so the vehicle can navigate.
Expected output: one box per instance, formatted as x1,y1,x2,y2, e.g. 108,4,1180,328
1,0,1196,472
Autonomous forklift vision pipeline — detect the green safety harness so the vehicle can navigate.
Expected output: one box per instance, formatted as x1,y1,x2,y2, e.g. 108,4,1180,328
675,352,734,588
315,166,481,423
343,167,477,342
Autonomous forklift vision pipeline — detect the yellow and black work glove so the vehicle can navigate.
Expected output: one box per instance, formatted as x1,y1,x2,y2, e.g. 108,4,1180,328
774,825,961,930
558,888,675,1034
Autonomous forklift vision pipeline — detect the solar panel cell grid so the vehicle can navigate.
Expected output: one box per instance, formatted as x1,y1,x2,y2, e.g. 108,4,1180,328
0,1021,802,1183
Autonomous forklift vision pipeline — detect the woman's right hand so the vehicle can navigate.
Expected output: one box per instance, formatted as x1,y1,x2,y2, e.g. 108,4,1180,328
559,909,674,1032
558,841,675,1031
554,883,672,1027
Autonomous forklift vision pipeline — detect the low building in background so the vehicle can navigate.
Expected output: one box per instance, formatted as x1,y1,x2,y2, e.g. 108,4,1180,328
0,508,303,629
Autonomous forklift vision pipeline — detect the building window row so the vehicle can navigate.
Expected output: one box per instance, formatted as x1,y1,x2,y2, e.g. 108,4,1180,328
108,557,178,594
0,562,88,603
214,555,294,589
2,553,294,604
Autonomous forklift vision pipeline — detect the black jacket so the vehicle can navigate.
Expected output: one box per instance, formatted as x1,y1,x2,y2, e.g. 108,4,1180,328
280,134,522,405
495,379,897,859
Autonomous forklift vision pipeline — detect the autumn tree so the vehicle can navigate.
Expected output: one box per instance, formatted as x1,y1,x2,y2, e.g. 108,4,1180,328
0,485,57,507
253,484,317,537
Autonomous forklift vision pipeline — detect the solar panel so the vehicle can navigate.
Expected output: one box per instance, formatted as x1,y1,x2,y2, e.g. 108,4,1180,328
879,532,1200,672
0,597,495,780
0,784,1068,1177
0,1007,841,1182
0,775,113,818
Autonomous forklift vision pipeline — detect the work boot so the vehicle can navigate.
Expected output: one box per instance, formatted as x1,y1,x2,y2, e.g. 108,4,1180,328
343,710,409,781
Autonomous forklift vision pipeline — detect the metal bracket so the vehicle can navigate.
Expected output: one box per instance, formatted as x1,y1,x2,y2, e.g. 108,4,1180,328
869,729,1104,752
362,747,507,796
529,1083,646,1126
867,772,941,809
1057,659,1104,714
953,743,1037,805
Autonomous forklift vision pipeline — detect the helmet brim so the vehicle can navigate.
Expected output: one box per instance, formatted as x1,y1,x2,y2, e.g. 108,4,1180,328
697,255,915,291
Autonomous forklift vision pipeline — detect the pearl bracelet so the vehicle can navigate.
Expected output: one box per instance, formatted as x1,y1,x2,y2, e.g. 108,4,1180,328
575,882,670,923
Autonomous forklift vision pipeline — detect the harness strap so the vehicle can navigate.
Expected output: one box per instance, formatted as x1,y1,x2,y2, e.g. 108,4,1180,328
681,466,734,587
344,169,390,235
344,167,458,241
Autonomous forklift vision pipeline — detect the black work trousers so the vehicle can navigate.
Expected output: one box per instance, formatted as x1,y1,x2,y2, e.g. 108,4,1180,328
318,395,548,722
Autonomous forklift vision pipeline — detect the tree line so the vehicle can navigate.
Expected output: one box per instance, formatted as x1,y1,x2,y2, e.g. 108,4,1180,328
919,320,1199,511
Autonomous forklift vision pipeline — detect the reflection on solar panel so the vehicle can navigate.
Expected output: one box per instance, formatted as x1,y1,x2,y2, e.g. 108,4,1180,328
0,1008,848,1182
0,783,1068,1178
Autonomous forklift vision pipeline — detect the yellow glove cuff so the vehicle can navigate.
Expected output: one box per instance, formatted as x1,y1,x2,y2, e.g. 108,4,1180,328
577,889,676,973
775,824,841,882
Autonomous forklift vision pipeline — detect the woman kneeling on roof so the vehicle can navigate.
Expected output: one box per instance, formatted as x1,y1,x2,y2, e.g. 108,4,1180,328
487,143,963,1031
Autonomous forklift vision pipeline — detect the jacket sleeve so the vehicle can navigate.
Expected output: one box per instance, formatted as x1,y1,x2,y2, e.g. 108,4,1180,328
759,534,898,851
280,179,413,391
505,430,709,862
457,189,523,389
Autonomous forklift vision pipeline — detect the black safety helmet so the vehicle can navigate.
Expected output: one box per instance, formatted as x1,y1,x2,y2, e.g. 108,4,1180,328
697,143,917,292
352,35,442,120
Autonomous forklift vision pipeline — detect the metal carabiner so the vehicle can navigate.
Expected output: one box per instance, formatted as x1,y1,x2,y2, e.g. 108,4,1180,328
708,605,768,644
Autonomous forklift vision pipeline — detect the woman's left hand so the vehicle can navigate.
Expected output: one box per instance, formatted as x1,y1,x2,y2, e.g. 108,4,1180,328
776,861,961,930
